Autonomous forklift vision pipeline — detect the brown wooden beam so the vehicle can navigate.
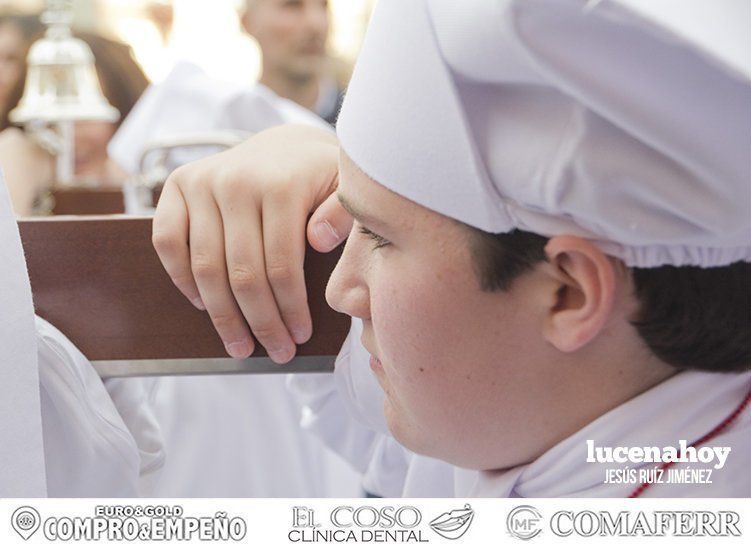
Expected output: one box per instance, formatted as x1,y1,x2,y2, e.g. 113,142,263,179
50,187,126,215
18,216,348,371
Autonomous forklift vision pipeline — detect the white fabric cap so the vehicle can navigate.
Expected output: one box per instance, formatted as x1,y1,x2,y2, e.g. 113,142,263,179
337,0,751,267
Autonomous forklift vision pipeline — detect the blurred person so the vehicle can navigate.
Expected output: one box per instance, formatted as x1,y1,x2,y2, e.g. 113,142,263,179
0,30,148,215
146,0,174,45
241,0,344,125
0,12,43,121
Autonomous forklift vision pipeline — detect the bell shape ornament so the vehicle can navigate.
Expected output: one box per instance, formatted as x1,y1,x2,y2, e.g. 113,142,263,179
10,27,119,124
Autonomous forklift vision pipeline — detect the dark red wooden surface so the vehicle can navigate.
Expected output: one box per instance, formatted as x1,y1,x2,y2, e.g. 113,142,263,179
51,187,126,215
18,216,348,361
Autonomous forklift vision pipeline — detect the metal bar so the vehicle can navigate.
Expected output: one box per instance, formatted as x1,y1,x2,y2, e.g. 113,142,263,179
92,355,336,379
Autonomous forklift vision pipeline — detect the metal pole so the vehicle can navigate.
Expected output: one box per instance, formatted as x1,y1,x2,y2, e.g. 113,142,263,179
56,120,75,186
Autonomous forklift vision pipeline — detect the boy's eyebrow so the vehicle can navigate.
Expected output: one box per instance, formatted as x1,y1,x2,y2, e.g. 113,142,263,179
337,192,389,228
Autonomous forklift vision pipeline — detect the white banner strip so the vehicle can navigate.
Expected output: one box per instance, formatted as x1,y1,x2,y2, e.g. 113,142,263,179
1,498,749,543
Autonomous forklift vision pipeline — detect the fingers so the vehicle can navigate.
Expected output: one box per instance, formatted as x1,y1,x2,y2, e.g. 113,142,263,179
262,191,313,345
220,197,297,363
307,192,353,252
152,180,204,310
185,185,255,360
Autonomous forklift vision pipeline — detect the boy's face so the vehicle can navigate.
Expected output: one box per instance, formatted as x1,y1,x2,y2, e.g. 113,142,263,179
327,152,575,470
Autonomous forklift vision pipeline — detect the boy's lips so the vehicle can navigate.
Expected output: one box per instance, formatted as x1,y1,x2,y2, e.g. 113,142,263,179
360,334,385,375
369,354,383,373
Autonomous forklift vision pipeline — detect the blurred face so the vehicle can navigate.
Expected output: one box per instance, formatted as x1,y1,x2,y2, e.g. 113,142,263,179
74,120,116,179
0,22,26,109
243,0,329,80
327,152,566,471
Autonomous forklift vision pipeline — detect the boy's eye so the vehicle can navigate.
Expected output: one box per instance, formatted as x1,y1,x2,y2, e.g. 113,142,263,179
358,225,391,250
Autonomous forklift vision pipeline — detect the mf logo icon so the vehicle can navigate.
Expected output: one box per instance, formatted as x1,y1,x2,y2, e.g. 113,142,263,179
506,505,543,540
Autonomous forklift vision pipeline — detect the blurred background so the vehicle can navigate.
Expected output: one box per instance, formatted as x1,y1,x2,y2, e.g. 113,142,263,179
0,0,375,85
0,0,376,217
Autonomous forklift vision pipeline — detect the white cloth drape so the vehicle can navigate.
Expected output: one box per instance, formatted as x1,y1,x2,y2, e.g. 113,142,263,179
0,172,47,497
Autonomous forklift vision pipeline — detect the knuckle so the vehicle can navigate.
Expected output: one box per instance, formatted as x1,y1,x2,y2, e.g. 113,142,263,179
165,164,188,187
191,255,221,281
228,265,261,292
281,307,308,326
249,320,281,343
215,173,252,200
209,312,242,334
169,272,196,291
151,229,180,255
265,261,294,287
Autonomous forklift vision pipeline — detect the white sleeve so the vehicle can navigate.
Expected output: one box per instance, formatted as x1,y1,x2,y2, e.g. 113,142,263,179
35,316,164,497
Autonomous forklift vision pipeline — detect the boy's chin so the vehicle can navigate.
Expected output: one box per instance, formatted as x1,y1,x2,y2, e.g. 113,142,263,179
384,404,530,471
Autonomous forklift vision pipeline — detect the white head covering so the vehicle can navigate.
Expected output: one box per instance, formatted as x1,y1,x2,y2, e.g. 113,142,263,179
0,172,47,496
337,0,751,267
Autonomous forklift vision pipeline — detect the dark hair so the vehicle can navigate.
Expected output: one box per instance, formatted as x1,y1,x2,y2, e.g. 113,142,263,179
0,12,44,40
1,28,149,130
469,228,751,372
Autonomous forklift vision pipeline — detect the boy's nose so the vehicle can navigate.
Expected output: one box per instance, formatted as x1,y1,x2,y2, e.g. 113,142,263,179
325,231,370,320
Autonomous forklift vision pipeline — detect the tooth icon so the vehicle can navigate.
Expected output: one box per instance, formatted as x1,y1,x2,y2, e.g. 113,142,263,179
429,504,475,540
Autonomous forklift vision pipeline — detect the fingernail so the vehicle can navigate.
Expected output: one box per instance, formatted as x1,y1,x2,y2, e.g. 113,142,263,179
269,346,294,364
313,220,341,250
292,326,310,344
225,340,250,359
191,296,206,311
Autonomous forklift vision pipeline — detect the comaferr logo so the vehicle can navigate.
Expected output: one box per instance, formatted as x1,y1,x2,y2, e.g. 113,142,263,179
550,511,742,537
506,505,543,541
504,507,743,539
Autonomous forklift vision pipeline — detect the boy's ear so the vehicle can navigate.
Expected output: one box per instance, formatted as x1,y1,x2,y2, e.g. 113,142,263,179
541,235,618,352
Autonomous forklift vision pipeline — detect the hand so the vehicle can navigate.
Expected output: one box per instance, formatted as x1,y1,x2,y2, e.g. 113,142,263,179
152,124,353,363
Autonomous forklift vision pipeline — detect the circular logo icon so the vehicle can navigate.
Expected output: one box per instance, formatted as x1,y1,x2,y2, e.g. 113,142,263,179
506,505,543,540
11,506,41,541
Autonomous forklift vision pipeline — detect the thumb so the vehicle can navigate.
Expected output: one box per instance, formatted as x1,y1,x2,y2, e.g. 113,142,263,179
307,192,352,252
